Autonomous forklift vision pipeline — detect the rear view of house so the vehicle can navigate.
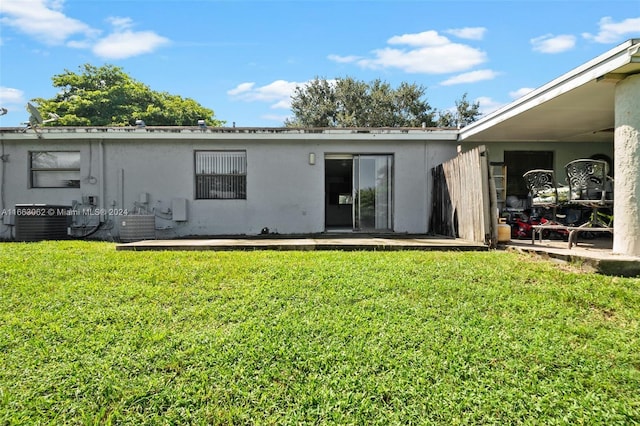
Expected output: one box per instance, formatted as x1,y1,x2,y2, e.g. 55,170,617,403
1,39,639,258
0,128,457,240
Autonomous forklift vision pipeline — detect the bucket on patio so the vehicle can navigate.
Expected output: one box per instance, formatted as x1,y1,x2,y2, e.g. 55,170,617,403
497,219,511,243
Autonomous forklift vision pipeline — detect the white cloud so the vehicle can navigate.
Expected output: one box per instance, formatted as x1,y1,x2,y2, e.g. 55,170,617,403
364,44,486,74
583,16,640,43
249,80,300,103
0,1,169,58
270,99,292,109
0,86,25,104
0,0,97,45
330,30,487,74
440,69,499,86
445,27,487,40
0,87,26,116
228,80,304,109
387,30,450,46
227,82,256,96
509,87,535,99
92,30,169,59
327,54,361,64
106,16,134,31
531,34,576,53
91,16,169,59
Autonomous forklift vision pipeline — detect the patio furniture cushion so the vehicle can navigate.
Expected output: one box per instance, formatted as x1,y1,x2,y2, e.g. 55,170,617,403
532,186,578,204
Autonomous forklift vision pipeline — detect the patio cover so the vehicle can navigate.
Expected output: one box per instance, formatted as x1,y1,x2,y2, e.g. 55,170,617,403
459,39,640,257
459,39,640,144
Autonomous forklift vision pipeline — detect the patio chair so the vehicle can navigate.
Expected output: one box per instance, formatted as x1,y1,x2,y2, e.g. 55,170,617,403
564,159,613,228
523,169,563,220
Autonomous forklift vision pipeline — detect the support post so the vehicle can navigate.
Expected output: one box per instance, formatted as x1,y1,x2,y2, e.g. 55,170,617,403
613,74,640,256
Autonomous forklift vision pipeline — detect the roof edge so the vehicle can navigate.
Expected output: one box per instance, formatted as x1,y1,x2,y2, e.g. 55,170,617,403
0,126,460,141
459,38,640,142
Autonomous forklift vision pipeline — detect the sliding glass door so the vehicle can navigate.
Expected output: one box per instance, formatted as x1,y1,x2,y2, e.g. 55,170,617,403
324,154,393,232
353,155,393,231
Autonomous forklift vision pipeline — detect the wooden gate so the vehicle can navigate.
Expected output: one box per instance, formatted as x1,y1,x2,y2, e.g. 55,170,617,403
430,145,498,247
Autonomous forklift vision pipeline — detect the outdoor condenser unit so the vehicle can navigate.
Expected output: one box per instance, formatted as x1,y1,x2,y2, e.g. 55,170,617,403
14,204,71,242
119,214,156,242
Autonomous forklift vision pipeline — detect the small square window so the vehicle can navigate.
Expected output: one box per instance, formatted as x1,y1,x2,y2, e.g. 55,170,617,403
195,151,246,199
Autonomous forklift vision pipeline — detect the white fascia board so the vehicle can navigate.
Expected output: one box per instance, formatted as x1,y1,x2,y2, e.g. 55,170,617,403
459,39,640,141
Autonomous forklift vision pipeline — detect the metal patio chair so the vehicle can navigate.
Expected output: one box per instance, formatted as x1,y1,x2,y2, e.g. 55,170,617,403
565,159,613,229
523,169,562,220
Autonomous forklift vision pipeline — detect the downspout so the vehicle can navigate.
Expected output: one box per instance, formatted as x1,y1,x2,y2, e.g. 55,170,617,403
0,139,5,213
424,141,430,234
0,109,5,219
0,139,9,233
0,139,10,239
99,140,105,214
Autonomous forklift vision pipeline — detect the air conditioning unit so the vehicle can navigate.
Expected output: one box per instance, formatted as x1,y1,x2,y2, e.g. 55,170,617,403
119,215,156,242
14,204,71,242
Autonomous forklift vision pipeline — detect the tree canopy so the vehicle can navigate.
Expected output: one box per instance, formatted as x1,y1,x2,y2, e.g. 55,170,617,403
286,76,481,128
435,93,481,128
286,77,436,128
32,64,224,127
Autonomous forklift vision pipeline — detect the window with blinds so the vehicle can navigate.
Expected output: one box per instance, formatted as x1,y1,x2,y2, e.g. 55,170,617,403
30,151,81,188
195,151,247,199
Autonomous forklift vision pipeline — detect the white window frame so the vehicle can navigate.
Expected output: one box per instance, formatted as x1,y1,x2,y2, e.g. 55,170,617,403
29,151,81,188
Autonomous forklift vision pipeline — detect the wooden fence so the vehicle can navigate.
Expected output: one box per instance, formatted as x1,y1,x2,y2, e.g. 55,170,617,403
430,145,498,247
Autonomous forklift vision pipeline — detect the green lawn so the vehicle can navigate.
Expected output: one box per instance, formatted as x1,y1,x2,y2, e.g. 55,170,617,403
1,241,639,424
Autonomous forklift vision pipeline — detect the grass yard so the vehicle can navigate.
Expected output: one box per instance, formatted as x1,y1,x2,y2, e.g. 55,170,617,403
0,241,639,424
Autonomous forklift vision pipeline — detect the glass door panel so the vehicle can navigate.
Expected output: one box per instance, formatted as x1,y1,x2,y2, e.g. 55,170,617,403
353,155,393,231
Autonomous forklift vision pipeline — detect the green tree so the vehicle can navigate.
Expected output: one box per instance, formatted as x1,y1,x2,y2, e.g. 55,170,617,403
436,93,481,128
32,64,224,126
286,77,337,127
286,77,436,127
335,77,368,126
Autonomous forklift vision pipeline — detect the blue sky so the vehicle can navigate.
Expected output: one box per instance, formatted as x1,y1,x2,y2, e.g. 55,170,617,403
1,0,639,127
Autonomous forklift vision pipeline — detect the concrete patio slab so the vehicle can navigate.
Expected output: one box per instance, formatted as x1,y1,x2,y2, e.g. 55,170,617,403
505,238,640,277
116,234,640,277
116,236,487,252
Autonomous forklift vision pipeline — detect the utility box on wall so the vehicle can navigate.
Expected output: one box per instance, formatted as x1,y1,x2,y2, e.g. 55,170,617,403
171,198,188,222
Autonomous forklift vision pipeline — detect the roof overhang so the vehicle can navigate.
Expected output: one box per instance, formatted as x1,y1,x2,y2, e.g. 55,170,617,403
459,39,640,144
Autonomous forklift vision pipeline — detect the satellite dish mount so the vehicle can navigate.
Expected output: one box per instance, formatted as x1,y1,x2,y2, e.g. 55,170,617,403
23,103,59,137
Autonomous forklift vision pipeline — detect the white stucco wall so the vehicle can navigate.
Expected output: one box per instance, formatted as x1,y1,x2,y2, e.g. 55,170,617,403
0,130,457,239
